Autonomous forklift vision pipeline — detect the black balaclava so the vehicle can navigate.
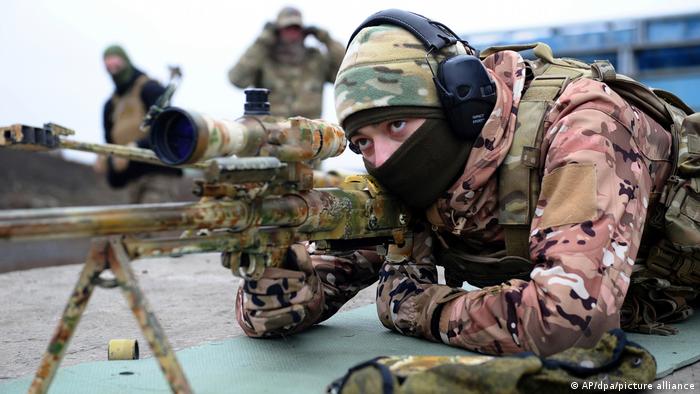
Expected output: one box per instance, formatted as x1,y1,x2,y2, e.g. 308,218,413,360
346,106,473,210
103,45,140,94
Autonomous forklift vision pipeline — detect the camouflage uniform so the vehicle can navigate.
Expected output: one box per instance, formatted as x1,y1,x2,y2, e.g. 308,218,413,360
237,25,673,357
228,8,345,119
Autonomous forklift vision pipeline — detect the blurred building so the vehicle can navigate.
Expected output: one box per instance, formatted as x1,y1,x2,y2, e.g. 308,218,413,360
464,12,700,110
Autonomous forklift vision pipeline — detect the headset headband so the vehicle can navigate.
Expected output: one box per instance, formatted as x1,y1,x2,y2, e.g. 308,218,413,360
344,9,493,144
347,9,462,53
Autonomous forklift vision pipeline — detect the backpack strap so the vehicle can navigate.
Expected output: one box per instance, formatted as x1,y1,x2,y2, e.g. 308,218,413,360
498,67,578,258
590,60,693,130
482,43,589,258
480,42,570,67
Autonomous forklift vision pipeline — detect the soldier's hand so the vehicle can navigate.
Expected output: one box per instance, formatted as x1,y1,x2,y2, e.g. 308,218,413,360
111,156,129,172
258,22,277,46
235,244,325,338
109,142,136,173
305,26,330,42
93,156,108,174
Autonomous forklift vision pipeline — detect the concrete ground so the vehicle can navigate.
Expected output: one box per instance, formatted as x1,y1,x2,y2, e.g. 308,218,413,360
0,253,377,381
0,255,697,392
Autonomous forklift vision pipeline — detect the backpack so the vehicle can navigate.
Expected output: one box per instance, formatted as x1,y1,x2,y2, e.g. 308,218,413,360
328,329,655,394
439,42,699,335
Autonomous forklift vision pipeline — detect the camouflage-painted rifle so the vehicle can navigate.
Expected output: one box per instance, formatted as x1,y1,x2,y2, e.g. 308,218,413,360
0,89,410,394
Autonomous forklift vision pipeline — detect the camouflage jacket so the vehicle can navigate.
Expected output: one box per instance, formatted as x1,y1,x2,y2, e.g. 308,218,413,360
228,32,344,119
312,51,673,356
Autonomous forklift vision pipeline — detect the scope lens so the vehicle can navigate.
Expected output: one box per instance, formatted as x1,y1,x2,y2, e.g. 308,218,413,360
166,115,195,161
151,108,197,165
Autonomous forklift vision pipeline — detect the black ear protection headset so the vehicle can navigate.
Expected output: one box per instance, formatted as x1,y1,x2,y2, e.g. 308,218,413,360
346,9,496,153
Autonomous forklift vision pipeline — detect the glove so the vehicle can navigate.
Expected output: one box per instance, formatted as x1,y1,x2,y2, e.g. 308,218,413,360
236,244,325,337
376,260,464,341
257,22,277,46
305,26,330,42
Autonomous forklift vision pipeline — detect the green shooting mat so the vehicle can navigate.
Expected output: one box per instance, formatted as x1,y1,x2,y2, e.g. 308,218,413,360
2,304,699,393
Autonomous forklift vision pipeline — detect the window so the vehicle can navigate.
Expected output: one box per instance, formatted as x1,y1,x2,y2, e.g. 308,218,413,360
637,45,700,71
648,20,685,43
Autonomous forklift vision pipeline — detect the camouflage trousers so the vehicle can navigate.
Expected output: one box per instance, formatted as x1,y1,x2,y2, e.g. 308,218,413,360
127,174,182,204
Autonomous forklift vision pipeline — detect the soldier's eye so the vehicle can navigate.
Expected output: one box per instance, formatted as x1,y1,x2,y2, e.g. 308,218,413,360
389,120,407,134
354,137,373,152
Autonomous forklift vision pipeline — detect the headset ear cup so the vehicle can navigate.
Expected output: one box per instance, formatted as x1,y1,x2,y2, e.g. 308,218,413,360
434,55,496,141
433,75,453,106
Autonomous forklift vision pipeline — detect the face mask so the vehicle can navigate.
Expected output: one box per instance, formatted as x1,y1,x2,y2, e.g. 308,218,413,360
364,118,472,210
111,64,135,88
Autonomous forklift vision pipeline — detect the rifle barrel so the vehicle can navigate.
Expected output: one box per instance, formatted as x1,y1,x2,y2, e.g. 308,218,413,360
0,198,308,240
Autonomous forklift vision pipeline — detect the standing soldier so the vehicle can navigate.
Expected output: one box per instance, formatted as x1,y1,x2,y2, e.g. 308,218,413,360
228,6,344,119
96,45,182,203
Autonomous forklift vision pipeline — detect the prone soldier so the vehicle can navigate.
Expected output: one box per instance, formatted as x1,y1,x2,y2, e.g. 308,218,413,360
236,10,697,356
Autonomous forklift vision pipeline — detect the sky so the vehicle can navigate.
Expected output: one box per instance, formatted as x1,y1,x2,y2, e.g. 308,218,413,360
2,0,700,172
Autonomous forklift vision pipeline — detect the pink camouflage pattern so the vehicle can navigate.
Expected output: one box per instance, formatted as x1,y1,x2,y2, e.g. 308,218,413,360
311,50,673,356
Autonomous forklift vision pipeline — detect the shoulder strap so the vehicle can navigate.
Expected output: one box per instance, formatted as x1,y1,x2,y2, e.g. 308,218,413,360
498,66,578,258
133,74,149,88
481,42,569,67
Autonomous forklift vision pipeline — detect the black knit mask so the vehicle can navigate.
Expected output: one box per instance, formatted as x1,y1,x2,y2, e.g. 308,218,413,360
364,118,472,210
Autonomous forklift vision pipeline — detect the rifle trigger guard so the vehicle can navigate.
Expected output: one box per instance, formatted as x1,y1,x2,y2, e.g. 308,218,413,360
235,253,266,280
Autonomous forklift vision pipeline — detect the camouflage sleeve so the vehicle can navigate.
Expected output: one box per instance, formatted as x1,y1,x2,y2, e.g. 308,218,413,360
228,36,271,88
326,39,345,83
312,249,384,322
317,32,345,83
377,84,661,356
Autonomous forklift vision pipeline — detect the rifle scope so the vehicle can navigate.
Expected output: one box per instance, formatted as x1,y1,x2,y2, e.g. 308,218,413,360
151,107,347,165
150,107,265,165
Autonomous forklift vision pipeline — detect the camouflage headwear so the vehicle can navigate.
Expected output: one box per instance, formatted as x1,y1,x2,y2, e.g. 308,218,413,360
103,45,131,64
276,6,303,28
334,24,469,135
103,44,135,88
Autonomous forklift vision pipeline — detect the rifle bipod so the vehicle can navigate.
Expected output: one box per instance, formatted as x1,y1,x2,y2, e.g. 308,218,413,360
29,237,192,394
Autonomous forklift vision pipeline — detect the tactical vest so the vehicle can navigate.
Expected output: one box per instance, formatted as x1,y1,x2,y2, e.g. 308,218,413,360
437,42,700,335
257,48,327,119
110,75,149,145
